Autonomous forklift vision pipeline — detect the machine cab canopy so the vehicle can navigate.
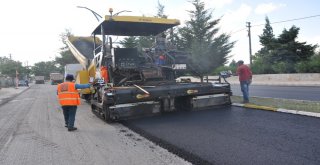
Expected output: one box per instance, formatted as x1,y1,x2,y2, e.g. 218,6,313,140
92,15,180,36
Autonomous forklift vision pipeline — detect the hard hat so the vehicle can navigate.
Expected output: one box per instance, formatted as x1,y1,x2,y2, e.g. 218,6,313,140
65,74,74,81
237,60,244,64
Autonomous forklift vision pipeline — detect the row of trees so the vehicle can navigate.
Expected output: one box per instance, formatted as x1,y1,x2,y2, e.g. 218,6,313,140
215,16,319,74
0,57,58,80
251,17,319,74
0,57,30,79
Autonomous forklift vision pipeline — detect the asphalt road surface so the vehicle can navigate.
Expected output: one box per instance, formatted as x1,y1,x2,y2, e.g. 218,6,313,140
125,107,320,165
231,85,320,101
0,84,189,165
1,84,320,165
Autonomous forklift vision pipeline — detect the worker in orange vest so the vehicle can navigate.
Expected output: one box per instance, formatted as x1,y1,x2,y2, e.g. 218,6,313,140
100,66,109,83
57,74,91,131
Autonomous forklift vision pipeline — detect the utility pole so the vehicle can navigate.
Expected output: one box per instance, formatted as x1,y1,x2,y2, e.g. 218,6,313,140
246,22,252,65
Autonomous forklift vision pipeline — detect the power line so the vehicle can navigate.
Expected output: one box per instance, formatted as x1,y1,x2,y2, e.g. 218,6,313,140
230,14,320,34
230,28,246,34
252,14,320,27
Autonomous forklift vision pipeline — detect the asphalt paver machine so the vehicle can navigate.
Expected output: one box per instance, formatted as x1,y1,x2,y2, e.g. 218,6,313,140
67,12,232,122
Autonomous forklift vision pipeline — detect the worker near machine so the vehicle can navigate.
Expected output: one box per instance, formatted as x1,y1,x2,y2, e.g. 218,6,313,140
100,66,109,83
155,33,167,51
156,54,166,65
236,60,252,103
57,74,91,131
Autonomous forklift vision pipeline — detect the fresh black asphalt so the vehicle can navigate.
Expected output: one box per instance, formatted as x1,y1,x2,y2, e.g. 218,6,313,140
231,85,320,101
124,106,320,165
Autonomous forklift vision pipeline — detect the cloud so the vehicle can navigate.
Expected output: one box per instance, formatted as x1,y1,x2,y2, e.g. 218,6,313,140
203,0,233,9
298,35,320,51
255,3,286,15
220,4,252,33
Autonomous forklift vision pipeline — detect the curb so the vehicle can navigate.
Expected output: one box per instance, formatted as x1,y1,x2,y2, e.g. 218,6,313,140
232,103,320,118
0,86,31,106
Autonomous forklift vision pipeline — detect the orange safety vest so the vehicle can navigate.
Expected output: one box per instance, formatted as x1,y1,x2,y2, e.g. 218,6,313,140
57,82,80,106
101,66,109,83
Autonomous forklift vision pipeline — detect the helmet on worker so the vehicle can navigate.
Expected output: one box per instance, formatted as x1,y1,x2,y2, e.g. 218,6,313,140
237,60,244,65
65,74,74,81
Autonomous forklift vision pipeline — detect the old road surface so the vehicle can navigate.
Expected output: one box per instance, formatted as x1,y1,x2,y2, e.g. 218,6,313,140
0,84,190,165
231,85,320,101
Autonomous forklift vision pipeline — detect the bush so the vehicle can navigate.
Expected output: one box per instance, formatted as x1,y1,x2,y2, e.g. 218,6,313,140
272,61,296,73
295,55,320,73
212,65,236,75
251,58,274,74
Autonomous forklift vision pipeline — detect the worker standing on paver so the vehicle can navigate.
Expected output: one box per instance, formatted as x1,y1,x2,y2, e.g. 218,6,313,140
236,60,252,103
57,74,91,131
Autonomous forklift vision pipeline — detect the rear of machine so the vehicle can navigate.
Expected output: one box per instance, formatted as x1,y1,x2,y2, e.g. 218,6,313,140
67,11,232,122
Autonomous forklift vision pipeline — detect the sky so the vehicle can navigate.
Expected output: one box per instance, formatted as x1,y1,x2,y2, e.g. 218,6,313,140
1,0,319,66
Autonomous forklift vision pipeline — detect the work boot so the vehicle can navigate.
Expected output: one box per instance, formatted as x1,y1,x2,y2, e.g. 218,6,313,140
68,127,77,132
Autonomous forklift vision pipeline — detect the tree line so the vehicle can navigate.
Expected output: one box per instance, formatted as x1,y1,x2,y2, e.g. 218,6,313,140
216,17,319,74
252,17,319,74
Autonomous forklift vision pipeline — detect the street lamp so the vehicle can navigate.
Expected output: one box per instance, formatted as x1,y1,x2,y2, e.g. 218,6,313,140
76,6,102,22
113,10,132,16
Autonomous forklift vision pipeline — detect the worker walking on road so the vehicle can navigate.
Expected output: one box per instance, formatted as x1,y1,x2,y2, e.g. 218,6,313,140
236,60,252,103
57,74,91,131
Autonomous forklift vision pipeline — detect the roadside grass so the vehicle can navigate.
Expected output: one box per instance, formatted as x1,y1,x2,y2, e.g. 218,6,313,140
231,96,320,113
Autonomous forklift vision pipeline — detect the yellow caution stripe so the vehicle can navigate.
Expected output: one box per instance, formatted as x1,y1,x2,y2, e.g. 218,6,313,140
136,94,150,99
243,103,277,111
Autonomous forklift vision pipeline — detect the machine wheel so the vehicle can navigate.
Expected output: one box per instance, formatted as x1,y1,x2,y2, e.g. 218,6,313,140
102,103,112,123
174,96,193,111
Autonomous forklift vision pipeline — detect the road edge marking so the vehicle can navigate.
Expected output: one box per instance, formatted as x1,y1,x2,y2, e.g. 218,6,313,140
232,103,320,118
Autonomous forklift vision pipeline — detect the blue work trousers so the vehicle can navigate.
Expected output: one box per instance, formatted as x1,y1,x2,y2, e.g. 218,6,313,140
62,106,77,128
240,80,250,102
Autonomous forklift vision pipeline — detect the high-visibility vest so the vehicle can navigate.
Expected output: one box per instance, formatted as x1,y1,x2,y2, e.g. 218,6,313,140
101,66,109,83
57,82,80,106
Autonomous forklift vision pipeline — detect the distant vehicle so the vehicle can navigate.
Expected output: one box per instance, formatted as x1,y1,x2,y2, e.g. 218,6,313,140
18,80,28,86
35,76,45,84
50,73,64,85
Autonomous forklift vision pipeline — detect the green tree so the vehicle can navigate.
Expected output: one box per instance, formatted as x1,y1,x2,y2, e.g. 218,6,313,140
156,0,167,18
31,61,59,79
229,59,237,68
136,1,168,48
276,26,317,62
212,60,237,75
295,52,320,73
119,36,138,48
120,1,168,49
254,18,318,73
176,0,234,81
259,17,275,49
0,57,26,78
